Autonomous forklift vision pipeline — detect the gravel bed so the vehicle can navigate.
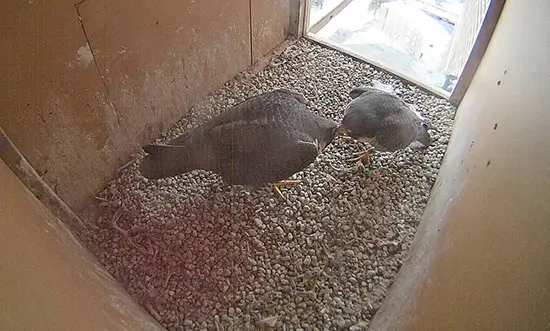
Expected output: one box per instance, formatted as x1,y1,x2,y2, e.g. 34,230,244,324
78,38,456,330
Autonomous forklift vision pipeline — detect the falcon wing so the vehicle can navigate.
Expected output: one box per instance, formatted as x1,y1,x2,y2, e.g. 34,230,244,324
209,121,320,183
206,89,305,130
374,113,418,152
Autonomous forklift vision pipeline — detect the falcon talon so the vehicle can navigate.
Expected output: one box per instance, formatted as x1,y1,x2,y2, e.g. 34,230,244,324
272,179,301,200
349,150,373,168
273,185,287,200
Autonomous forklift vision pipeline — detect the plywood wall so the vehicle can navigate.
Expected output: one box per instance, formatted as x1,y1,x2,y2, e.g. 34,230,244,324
251,0,291,63
0,158,165,330
368,0,550,330
0,0,292,214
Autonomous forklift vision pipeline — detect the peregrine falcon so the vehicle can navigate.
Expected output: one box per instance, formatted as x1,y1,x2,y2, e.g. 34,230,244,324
336,83,432,168
139,89,339,198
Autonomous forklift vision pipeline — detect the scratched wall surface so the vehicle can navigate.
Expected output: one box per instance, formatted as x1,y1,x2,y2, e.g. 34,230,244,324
0,0,119,212
251,0,291,63
0,0,291,214
76,0,251,151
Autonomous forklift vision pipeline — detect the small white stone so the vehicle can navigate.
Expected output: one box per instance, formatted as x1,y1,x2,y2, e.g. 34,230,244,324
254,218,266,229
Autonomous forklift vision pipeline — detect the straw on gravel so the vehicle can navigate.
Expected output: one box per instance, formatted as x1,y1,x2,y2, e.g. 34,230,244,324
78,38,455,331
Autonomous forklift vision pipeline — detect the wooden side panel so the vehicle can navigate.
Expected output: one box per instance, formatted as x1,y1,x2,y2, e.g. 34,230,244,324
0,159,165,330
369,1,550,330
0,0,251,213
0,0,291,215
77,0,251,147
0,0,121,212
251,0,291,63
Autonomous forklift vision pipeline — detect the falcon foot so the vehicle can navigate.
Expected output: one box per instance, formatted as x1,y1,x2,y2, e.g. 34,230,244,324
349,148,374,168
273,179,301,200
341,135,356,142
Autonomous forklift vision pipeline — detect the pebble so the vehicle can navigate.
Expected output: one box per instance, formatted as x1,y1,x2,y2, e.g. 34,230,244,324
78,38,456,330
254,218,266,229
